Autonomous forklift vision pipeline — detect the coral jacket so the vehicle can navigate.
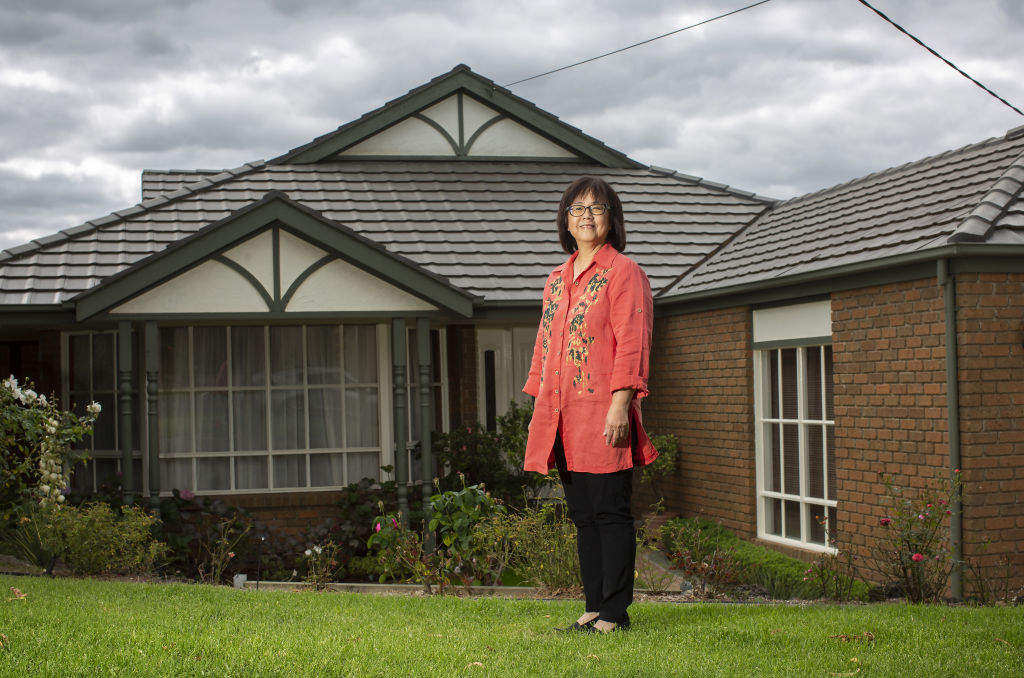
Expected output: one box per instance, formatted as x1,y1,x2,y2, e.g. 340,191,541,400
523,243,659,474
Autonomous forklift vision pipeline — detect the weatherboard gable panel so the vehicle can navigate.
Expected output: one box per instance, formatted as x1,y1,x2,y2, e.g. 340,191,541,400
341,116,455,157
222,229,275,293
278,229,329,292
468,118,577,158
110,260,269,314
286,258,438,312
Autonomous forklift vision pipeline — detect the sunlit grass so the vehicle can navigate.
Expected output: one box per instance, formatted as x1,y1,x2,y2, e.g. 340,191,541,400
1,575,1022,677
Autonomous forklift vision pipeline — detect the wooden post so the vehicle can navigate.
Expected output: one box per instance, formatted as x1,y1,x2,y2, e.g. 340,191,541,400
145,322,160,507
391,318,409,526
117,321,134,503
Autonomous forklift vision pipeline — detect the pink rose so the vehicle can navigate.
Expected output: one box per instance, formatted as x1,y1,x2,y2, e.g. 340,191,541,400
391,517,398,528
911,553,924,562
179,488,195,501
375,522,381,533
879,517,892,526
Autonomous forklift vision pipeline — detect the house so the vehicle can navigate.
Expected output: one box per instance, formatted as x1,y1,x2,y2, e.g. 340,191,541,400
1,65,1020,597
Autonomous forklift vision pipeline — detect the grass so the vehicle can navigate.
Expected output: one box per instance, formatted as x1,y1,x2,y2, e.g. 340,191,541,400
2,575,1023,677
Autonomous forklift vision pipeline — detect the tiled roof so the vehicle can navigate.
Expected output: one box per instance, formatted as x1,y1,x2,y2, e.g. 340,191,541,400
0,161,770,306
663,127,1024,298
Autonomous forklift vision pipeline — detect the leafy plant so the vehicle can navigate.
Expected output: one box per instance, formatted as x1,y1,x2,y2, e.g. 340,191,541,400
367,505,447,593
635,506,676,594
0,375,99,528
302,542,341,591
500,489,580,593
639,434,680,500
665,520,752,597
867,471,960,603
44,502,167,576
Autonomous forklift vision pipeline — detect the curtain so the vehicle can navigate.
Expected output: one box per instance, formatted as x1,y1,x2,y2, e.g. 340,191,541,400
310,453,344,486
273,454,306,488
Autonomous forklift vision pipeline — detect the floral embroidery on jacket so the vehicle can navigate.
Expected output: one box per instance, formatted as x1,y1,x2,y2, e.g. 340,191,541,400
538,276,564,384
565,268,610,392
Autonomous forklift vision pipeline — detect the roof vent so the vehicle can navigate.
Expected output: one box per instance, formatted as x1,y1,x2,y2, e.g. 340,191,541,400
1006,124,1024,141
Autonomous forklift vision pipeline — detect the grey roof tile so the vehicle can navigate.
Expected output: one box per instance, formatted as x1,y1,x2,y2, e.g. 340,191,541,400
0,160,767,306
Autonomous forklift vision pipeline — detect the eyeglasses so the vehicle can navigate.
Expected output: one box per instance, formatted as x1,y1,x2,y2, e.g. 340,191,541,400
566,203,609,217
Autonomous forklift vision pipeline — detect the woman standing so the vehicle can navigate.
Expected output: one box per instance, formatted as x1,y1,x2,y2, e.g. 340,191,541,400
523,176,658,633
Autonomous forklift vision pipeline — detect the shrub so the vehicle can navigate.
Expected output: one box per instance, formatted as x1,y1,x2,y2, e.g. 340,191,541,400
45,502,167,576
867,471,960,603
501,494,580,593
0,376,99,527
639,434,680,500
428,476,507,589
302,542,342,591
433,401,540,506
367,507,445,593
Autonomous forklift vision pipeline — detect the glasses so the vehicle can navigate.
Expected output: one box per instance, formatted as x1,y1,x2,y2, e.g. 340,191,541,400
566,203,609,217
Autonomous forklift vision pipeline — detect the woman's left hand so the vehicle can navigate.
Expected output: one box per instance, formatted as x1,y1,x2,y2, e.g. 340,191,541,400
604,389,634,446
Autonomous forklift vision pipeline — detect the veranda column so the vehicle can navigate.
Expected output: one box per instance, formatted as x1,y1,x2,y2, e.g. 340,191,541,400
391,318,409,526
145,322,160,508
117,321,134,503
416,318,433,517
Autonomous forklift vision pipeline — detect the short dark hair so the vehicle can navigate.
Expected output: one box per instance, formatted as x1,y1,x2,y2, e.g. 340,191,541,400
556,176,626,254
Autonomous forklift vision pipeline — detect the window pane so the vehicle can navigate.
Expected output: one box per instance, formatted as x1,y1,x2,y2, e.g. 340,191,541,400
347,387,379,447
307,325,341,385
345,325,377,384
95,459,119,492
806,346,822,420
766,498,782,536
827,506,838,545
197,457,230,491
70,335,91,392
347,452,380,484
271,390,305,450
273,454,306,488
781,348,797,419
766,423,781,492
70,461,93,494
92,334,115,391
309,388,342,448
784,500,801,540
193,327,227,388
160,327,190,389
807,505,827,545
159,393,192,454
235,456,268,490
310,453,345,487
807,424,824,499
783,423,800,495
195,392,229,452
270,326,304,385
231,327,265,387
824,346,834,419
233,391,267,451
827,425,837,501
161,458,192,493
92,392,116,451
769,350,780,418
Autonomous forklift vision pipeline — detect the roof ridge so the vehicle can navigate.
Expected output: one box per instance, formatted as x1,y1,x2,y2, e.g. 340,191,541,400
647,165,778,205
948,147,1024,243
0,161,268,263
772,133,1010,209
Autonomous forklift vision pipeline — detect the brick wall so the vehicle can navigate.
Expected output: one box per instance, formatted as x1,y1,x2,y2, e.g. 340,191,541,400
954,272,1024,594
210,490,345,536
639,307,756,537
831,278,950,576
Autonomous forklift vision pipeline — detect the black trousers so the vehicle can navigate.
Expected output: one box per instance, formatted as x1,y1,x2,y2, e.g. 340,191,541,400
555,434,636,624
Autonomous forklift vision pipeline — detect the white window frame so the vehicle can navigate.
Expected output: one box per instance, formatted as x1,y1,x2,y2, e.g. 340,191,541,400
156,323,390,496
753,300,835,553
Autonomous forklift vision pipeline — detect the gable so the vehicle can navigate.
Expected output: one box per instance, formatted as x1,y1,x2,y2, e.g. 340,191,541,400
109,228,438,315
337,92,580,160
74,192,475,320
276,64,641,168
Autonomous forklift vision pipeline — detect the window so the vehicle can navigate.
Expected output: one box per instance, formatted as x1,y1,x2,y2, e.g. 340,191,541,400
158,324,384,494
65,331,141,494
755,345,836,550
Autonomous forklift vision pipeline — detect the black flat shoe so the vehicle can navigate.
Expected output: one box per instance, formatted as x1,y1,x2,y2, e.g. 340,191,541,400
554,618,597,632
582,616,631,634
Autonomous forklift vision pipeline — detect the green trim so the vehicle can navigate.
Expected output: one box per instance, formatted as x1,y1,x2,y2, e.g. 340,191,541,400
457,93,465,150
0,310,77,327
752,336,832,350
274,67,641,168
280,254,335,310
272,228,282,303
212,255,274,309
324,154,583,163
103,310,454,322
412,113,460,155
75,193,475,320
464,114,505,154
951,257,1024,273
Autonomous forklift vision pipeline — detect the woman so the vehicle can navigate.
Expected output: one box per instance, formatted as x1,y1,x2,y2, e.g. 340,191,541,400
523,176,658,633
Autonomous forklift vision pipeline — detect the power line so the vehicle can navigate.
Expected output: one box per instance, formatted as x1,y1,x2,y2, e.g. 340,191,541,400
855,0,1024,117
503,0,774,88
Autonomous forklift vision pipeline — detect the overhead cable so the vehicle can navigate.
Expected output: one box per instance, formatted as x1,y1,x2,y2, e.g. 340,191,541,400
503,0,774,87
856,0,1023,117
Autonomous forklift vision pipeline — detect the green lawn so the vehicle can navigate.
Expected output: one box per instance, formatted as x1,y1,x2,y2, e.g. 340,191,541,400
1,575,1022,677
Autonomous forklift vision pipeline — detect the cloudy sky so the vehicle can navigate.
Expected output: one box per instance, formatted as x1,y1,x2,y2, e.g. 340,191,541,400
2,0,1023,249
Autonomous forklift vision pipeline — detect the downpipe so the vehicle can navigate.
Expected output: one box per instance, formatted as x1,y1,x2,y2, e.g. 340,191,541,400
937,259,963,601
